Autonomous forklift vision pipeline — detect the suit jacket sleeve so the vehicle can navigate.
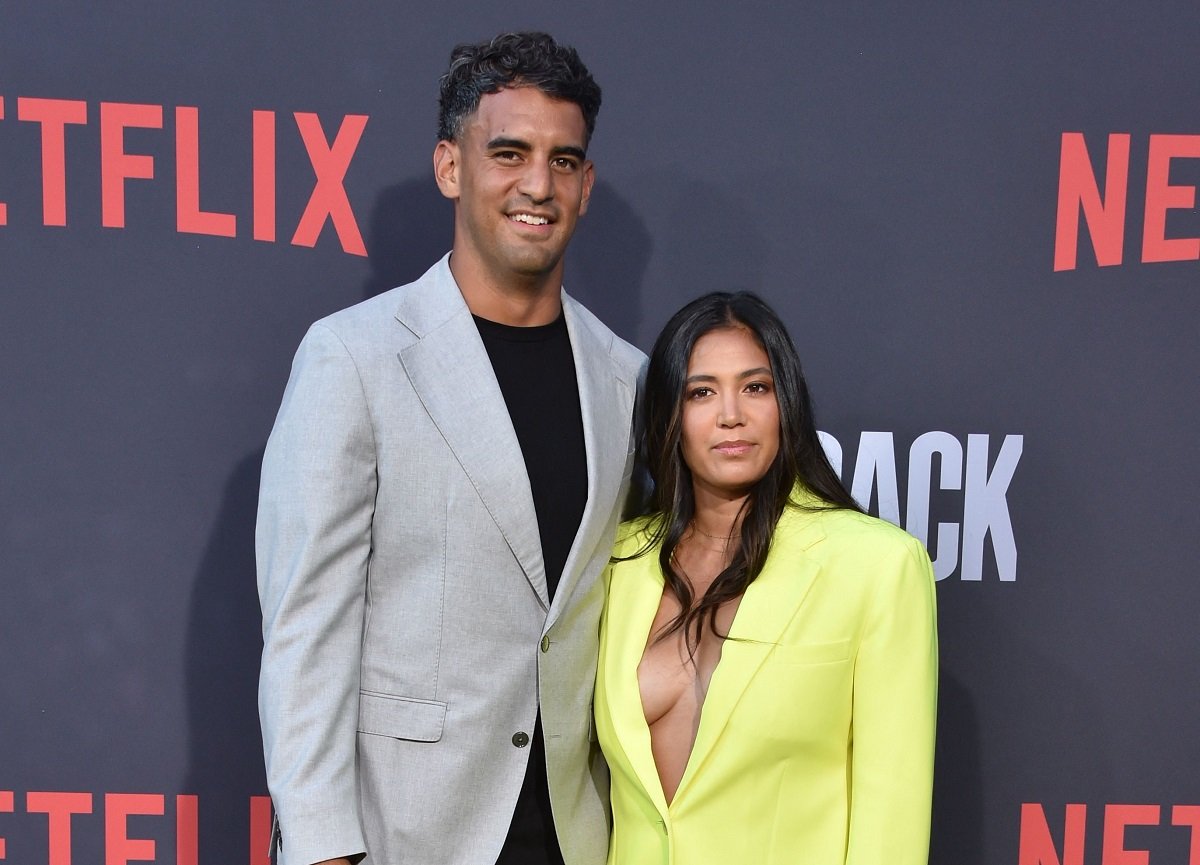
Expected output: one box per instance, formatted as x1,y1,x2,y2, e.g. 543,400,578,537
846,534,939,865
257,322,375,864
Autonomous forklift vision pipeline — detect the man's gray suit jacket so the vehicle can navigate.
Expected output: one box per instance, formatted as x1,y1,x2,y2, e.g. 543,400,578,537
257,255,645,865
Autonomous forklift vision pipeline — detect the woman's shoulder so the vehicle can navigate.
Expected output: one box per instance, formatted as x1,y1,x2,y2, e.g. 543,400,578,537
779,497,926,562
775,502,934,610
612,514,662,557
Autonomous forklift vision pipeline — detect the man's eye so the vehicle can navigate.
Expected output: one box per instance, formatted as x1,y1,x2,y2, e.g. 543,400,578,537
553,158,578,170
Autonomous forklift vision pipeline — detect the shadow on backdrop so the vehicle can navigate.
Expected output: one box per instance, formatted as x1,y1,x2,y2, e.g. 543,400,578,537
362,176,454,300
564,179,652,346
183,447,268,863
617,173,768,346
927,600,1112,865
929,669,983,865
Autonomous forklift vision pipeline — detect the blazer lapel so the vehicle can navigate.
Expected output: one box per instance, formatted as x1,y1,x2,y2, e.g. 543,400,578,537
673,506,828,803
547,294,636,624
602,554,672,818
394,257,548,606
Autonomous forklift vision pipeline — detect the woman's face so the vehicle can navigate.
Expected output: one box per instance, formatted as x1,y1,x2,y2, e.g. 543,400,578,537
680,326,781,502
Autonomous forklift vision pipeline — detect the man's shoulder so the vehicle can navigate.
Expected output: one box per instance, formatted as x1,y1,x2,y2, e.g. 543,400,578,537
562,293,646,375
314,285,404,332
609,328,647,374
309,256,454,345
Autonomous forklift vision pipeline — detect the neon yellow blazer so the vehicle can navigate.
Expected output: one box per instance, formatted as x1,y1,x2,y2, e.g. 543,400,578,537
595,491,938,865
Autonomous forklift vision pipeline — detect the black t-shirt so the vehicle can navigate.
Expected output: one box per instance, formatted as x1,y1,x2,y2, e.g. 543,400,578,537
474,312,588,599
474,312,587,865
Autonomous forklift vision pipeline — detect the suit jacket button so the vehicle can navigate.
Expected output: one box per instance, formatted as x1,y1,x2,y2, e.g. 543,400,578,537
540,635,551,653
512,731,530,748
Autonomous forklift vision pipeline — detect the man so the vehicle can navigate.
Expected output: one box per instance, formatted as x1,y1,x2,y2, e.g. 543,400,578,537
257,32,644,865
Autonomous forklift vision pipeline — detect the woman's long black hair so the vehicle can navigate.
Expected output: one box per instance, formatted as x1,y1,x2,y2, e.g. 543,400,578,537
632,292,861,650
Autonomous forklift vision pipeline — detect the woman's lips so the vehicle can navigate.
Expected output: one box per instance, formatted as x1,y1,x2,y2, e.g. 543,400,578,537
713,440,753,455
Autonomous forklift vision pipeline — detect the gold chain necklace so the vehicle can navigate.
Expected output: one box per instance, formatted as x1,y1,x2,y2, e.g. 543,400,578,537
689,520,734,542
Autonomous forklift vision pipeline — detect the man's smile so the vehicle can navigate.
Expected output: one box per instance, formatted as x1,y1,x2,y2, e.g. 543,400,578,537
508,211,553,226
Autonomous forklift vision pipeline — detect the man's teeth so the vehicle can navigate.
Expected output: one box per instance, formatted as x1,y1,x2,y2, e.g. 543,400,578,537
510,214,549,225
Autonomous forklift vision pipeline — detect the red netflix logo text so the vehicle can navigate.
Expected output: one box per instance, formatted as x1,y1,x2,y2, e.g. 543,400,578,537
1054,132,1200,271
0,95,368,256
1020,803,1200,865
0,790,272,865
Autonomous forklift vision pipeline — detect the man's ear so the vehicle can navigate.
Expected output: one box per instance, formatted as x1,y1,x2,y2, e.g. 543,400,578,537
578,161,595,216
433,140,460,200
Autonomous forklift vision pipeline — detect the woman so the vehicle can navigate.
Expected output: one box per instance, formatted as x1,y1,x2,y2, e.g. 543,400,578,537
595,292,937,864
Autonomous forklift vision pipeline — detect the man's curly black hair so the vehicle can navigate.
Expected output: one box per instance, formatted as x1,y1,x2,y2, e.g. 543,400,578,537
437,32,601,146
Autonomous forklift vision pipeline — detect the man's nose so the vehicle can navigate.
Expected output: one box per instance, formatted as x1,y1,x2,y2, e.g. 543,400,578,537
518,160,554,203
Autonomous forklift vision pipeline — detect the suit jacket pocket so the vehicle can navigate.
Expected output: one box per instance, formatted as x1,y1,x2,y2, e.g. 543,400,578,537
358,690,448,742
771,638,852,666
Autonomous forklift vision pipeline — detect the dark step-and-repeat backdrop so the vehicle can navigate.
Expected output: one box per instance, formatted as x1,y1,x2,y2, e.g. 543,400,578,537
2,4,1197,864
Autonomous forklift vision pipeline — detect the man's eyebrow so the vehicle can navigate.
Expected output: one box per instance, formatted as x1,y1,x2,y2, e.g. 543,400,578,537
486,136,532,151
551,145,588,161
484,137,587,161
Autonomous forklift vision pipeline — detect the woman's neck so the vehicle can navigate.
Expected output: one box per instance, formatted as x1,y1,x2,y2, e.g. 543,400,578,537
689,487,749,542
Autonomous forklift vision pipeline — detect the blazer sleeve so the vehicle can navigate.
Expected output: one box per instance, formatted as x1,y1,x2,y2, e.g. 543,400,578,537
257,323,375,865
845,534,939,865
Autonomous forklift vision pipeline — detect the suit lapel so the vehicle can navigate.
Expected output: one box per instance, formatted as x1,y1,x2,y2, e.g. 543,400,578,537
395,258,548,605
602,553,672,818
547,295,636,624
672,506,828,803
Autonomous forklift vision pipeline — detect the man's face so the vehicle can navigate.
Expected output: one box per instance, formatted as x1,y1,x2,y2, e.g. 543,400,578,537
434,86,594,288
